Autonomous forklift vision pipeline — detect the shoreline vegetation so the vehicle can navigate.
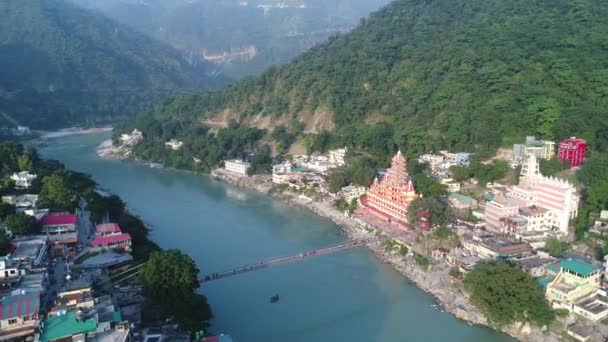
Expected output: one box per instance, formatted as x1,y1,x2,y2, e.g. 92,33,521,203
95,139,559,342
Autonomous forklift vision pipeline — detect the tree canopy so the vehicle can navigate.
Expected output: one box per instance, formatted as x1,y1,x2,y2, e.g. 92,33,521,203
5,212,40,236
140,250,212,332
464,261,555,327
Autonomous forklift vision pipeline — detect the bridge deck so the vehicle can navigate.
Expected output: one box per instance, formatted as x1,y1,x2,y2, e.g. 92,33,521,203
200,232,406,283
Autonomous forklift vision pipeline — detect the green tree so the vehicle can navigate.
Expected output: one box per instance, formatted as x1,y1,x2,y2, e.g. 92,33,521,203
38,173,76,211
0,203,16,220
17,155,32,171
327,168,349,194
0,230,10,256
140,250,212,331
545,237,569,257
464,261,554,327
5,212,40,236
407,197,452,226
539,158,568,177
528,98,560,140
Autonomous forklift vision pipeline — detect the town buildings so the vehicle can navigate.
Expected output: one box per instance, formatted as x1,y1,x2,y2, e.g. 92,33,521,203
90,223,132,252
448,193,478,218
10,172,37,190
339,185,366,202
119,129,143,146
165,139,183,150
41,214,79,258
546,258,601,310
418,151,472,179
0,292,40,341
484,154,579,244
362,151,417,225
224,159,250,176
558,137,587,168
328,148,347,166
511,136,555,167
463,236,532,261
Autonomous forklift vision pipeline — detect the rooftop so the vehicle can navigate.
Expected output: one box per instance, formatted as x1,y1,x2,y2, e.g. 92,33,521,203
561,258,599,277
519,205,549,216
0,292,40,320
95,223,121,234
41,214,77,227
536,276,555,290
90,233,132,247
575,295,608,315
41,311,97,342
448,193,475,205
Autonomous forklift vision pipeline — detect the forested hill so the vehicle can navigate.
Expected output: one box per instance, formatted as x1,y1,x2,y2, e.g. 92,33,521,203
125,0,608,157
0,0,226,129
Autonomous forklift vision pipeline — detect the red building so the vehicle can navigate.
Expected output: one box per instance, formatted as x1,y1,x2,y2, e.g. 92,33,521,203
558,137,587,167
361,150,417,225
90,223,132,252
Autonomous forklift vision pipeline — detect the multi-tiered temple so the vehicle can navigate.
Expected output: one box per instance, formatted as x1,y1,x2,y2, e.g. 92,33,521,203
362,150,417,225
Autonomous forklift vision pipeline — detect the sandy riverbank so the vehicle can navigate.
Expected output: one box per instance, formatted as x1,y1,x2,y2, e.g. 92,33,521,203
39,127,113,139
95,145,561,341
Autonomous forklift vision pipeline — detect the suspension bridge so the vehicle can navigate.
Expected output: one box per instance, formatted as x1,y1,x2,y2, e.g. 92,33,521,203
199,232,407,283
108,232,407,285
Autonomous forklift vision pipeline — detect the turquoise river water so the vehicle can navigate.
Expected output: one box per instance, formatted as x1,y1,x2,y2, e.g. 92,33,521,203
39,132,513,342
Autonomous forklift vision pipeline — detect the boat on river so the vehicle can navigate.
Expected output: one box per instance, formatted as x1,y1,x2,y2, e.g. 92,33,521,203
270,294,280,303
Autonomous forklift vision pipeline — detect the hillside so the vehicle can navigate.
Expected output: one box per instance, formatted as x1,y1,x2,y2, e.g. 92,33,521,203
123,0,608,160
68,0,390,79
0,0,225,129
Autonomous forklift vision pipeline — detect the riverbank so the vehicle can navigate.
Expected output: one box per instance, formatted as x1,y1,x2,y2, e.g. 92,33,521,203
95,143,559,342
38,127,113,139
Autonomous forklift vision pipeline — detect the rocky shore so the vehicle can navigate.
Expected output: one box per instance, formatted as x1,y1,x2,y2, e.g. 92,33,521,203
96,144,563,342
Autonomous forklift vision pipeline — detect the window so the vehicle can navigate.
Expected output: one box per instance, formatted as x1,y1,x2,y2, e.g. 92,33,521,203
8,319,17,325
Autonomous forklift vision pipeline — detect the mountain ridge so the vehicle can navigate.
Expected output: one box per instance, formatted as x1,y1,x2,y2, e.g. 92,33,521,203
0,0,226,129
124,0,608,157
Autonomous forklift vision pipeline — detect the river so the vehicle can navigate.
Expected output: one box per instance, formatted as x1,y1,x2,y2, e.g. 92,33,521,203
39,132,512,342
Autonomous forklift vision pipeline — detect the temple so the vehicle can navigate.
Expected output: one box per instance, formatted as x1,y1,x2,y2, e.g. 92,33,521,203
361,150,417,225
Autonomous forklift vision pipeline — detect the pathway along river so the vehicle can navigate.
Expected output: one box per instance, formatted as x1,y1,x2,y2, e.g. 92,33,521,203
40,132,512,342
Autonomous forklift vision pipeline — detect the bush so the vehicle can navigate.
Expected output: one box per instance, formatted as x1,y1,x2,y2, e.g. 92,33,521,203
415,254,429,271
464,261,554,327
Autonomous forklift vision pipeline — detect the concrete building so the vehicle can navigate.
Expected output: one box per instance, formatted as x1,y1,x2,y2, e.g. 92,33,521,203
485,155,579,237
463,236,532,260
90,223,132,252
224,159,250,176
1,195,38,210
0,256,24,290
11,237,48,269
10,172,37,190
558,137,587,168
448,193,477,218
41,214,79,258
119,129,143,146
0,292,40,341
165,139,183,150
362,151,417,225
484,194,525,233
511,136,555,167
546,258,601,310
328,147,347,166
339,185,366,202
573,293,608,322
